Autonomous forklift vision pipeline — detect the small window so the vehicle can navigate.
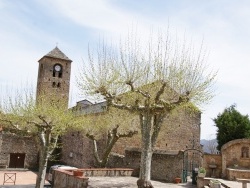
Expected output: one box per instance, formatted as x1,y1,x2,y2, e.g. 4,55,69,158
57,82,61,88
241,146,249,158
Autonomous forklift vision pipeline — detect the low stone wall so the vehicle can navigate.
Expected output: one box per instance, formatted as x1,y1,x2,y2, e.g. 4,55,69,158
203,154,222,178
107,148,184,182
226,168,250,180
197,177,213,188
83,168,134,177
53,169,89,188
53,168,134,188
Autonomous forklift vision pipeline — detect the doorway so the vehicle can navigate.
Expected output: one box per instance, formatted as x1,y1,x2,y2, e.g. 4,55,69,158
9,153,25,168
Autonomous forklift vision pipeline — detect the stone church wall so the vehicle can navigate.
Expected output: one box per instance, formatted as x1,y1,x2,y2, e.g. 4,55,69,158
110,109,201,154
60,131,107,168
0,132,38,168
61,107,201,181
106,148,183,183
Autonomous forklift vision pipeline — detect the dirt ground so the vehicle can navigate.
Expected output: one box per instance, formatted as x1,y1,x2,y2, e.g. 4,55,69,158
0,170,50,187
0,170,245,188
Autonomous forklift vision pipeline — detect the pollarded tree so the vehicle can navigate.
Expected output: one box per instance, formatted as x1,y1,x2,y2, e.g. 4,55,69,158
214,104,250,151
77,30,216,188
0,91,77,188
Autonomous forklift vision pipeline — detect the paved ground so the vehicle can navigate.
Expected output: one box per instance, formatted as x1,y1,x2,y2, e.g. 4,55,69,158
0,170,246,188
0,170,50,188
88,176,196,188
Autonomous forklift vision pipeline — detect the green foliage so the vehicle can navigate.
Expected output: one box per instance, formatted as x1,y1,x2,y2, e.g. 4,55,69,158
198,167,206,174
214,104,250,150
0,92,76,136
77,106,138,139
0,90,81,188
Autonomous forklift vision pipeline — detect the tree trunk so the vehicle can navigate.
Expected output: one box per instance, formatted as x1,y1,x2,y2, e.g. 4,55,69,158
137,114,154,188
35,130,51,188
35,149,49,188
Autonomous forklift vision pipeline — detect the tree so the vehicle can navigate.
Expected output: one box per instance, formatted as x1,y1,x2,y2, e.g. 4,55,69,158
0,91,77,188
205,139,218,154
80,107,138,167
214,104,250,151
77,31,216,187
86,125,138,167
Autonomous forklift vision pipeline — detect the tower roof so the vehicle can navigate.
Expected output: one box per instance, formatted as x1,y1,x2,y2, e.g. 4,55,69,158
42,47,72,62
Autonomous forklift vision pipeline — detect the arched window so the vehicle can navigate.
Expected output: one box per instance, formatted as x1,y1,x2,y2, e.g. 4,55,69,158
241,146,249,158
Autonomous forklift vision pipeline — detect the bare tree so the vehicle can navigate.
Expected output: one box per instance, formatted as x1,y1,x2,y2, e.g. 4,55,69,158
206,139,218,154
77,30,216,187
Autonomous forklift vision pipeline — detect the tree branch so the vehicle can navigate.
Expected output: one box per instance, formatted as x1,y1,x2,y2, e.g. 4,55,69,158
38,115,52,128
155,81,167,103
151,114,165,147
126,80,151,98
0,119,21,131
86,133,103,164
118,130,138,138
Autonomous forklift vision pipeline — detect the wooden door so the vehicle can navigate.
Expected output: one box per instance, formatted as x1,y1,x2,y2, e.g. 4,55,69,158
9,153,25,168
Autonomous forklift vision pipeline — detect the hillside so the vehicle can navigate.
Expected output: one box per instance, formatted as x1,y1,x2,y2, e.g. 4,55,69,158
200,139,218,154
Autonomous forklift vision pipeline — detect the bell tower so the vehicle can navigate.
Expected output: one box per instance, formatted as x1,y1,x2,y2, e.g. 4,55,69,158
36,47,72,106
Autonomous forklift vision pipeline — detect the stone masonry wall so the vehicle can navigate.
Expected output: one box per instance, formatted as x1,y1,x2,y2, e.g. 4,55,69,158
221,139,250,178
61,107,201,182
0,132,38,168
61,131,107,168
203,154,222,178
53,169,88,188
112,109,201,154
107,148,184,183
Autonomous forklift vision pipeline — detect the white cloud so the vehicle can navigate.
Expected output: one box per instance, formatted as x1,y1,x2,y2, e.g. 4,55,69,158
1,0,250,139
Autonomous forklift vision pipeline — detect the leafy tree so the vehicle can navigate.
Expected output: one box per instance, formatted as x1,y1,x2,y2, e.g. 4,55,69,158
0,91,77,188
214,104,250,150
77,31,216,187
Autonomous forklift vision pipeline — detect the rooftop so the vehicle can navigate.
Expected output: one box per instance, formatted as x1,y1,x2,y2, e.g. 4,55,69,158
42,46,72,62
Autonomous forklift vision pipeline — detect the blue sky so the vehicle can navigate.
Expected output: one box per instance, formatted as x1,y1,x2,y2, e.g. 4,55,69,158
1,0,250,139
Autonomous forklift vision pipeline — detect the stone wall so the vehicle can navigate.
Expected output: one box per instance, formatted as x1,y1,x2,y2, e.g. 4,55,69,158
111,109,201,154
0,132,38,168
53,169,88,188
226,168,250,180
203,154,222,178
60,131,95,168
221,138,250,179
61,103,201,182
61,108,201,169
107,148,184,183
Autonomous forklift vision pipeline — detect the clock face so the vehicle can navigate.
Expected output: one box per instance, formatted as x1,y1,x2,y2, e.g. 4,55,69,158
54,65,61,72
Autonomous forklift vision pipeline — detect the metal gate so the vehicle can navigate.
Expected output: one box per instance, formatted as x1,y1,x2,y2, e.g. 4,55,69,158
182,149,203,183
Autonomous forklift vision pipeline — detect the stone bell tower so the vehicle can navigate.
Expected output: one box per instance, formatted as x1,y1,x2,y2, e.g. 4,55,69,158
36,47,72,106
